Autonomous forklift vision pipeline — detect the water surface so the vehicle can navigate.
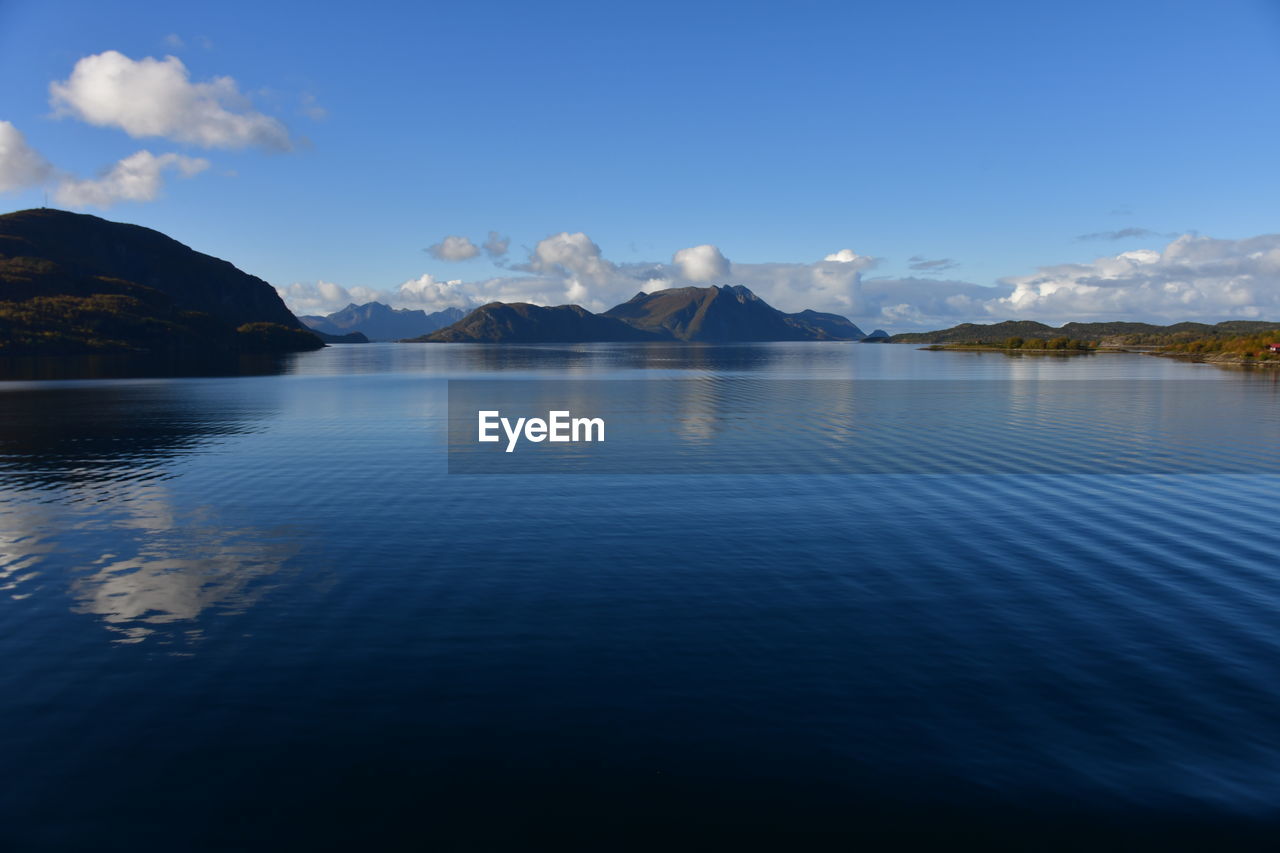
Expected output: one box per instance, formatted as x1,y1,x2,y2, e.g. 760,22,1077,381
2,343,1279,849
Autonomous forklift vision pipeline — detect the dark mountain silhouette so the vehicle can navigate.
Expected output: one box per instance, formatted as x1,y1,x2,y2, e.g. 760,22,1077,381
412,285,866,343
862,329,891,341
413,302,665,343
301,302,463,341
0,208,322,355
604,285,865,341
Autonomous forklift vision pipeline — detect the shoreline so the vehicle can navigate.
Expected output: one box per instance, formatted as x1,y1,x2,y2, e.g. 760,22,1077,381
1153,351,1280,367
919,344,1280,367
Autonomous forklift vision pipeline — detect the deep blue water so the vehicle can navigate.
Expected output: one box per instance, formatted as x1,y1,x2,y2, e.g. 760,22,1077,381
2,343,1280,850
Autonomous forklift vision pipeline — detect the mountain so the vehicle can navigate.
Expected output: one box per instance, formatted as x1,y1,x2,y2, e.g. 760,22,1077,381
603,285,865,342
891,321,1056,344
301,302,464,341
784,309,867,341
0,208,322,355
891,319,1280,346
604,285,798,341
416,302,665,342
412,285,867,343
861,329,891,342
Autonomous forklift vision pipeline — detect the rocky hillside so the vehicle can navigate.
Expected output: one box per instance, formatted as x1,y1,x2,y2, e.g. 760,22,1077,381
0,208,322,355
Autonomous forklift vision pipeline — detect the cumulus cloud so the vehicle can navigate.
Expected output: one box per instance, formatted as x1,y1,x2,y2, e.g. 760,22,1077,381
525,232,611,279
908,256,959,272
672,244,730,282
426,235,480,261
723,251,878,315
280,275,479,316
823,249,864,263
396,274,471,308
483,231,510,258
517,232,618,304
53,150,209,208
50,51,292,150
992,235,1280,323
0,121,53,193
276,280,383,315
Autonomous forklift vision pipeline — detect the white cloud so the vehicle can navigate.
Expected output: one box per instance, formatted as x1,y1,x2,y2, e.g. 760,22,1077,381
991,235,1280,323
426,235,480,261
280,275,479,316
672,244,730,282
689,250,879,315
162,33,185,50
519,232,617,305
0,121,53,193
823,249,863,263
275,280,382,315
53,150,209,208
50,51,292,151
526,232,612,279
396,274,471,308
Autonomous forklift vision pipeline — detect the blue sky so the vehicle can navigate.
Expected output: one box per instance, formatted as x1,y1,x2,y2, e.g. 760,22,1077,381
1,0,1279,328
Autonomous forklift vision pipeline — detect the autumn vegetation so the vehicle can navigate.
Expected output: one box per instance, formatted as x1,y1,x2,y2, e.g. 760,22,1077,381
1162,329,1280,362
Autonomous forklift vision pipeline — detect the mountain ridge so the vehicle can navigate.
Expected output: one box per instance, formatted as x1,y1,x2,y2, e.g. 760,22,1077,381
301,302,463,341
409,285,866,343
423,302,664,343
0,208,322,355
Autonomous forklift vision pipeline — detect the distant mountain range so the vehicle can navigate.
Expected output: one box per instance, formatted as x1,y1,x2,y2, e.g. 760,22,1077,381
0,209,322,356
409,285,868,343
301,302,465,341
890,319,1280,346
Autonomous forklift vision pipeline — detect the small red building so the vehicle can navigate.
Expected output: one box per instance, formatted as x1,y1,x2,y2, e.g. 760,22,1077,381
1268,343,1280,353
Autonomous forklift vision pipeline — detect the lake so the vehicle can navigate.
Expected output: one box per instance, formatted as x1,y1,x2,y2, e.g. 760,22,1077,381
3,342,1280,849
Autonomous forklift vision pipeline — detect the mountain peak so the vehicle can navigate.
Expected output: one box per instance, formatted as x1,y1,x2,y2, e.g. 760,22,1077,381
299,302,467,341
410,302,662,343
414,285,865,343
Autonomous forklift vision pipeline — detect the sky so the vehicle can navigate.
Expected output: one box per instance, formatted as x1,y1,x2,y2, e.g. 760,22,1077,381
1,0,1279,330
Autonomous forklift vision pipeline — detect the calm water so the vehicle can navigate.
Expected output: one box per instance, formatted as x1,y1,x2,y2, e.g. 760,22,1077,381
3,343,1280,849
